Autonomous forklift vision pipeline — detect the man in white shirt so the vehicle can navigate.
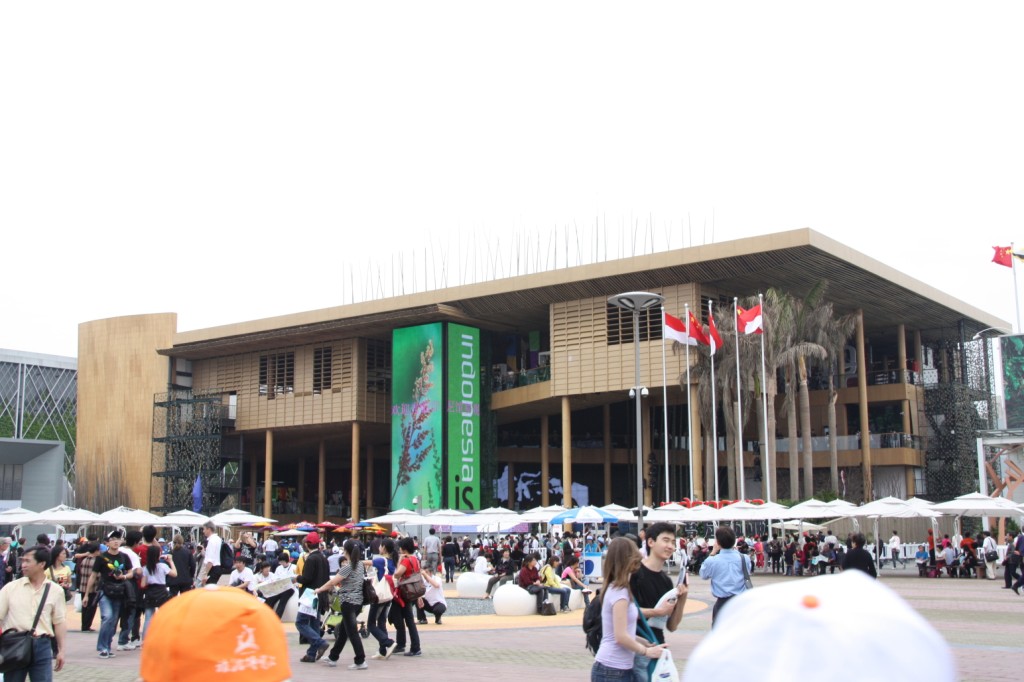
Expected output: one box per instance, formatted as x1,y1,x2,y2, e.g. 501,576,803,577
422,529,442,573
228,558,256,594
201,521,225,585
262,536,279,559
888,531,905,569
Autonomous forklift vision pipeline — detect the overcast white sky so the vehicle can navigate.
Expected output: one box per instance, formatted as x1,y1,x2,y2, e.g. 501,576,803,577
3,2,1023,358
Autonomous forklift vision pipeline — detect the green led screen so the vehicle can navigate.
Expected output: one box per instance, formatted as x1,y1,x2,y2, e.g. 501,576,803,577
447,324,480,510
391,323,444,509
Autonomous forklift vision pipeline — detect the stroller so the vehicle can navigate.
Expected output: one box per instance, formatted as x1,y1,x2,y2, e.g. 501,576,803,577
323,590,370,639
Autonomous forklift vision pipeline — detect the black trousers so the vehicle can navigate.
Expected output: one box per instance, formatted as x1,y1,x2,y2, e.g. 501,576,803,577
711,595,734,627
80,590,99,630
328,601,365,664
263,590,293,618
415,600,447,623
168,583,193,598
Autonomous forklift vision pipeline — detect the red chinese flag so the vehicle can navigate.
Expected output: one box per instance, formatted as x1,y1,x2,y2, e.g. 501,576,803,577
993,246,1013,268
687,311,709,346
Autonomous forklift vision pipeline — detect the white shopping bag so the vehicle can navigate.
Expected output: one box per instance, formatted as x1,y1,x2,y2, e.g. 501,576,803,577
651,648,679,682
73,591,82,613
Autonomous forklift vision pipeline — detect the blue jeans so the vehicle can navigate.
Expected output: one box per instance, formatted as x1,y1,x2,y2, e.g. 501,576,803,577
4,636,53,682
295,612,326,657
591,661,634,682
97,594,123,653
546,586,571,609
366,603,393,654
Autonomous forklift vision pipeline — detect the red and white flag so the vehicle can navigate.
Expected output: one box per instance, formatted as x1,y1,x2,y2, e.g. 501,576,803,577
664,311,698,346
737,304,763,335
707,313,723,355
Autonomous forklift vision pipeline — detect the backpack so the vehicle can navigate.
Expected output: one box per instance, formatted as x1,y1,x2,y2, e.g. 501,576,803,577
582,591,603,654
219,537,234,569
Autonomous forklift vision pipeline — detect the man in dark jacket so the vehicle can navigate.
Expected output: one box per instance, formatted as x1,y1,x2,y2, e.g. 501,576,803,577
295,532,330,663
841,532,877,578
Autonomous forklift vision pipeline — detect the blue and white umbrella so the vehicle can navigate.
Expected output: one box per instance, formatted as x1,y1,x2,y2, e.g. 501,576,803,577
548,505,619,525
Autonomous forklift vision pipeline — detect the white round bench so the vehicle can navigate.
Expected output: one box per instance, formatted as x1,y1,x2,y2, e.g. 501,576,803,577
280,593,298,623
567,586,587,611
492,583,536,616
456,572,491,598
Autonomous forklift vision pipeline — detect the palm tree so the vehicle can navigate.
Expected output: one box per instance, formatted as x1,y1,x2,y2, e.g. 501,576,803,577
814,305,857,494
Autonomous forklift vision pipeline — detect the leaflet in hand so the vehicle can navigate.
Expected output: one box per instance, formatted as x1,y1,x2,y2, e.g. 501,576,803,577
646,588,678,630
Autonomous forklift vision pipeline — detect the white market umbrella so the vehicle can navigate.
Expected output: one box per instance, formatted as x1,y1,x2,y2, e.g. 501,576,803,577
549,506,620,525
157,509,211,526
785,499,835,519
931,492,1023,517
100,506,162,526
364,509,424,524
710,501,791,522
645,503,696,523
273,529,311,537
461,507,522,532
772,519,826,532
209,508,277,526
35,505,103,526
0,507,41,525
519,505,568,524
424,509,469,526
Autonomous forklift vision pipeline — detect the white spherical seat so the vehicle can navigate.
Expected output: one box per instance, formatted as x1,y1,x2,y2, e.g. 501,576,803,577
456,572,491,598
567,586,586,611
492,583,536,616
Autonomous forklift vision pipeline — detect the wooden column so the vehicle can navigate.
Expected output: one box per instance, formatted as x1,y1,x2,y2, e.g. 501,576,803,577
351,423,361,522
690,384,703,500
365,443,375,511
263,430,274,521
541,415,550,507
897,324,907,384
856,310,873,501
298,457,306,515
603,404,612,505
905,467,916,497
317,440,326,522
506,462,515,510
561,397,572,507
914,330,923,378
642,400,653,507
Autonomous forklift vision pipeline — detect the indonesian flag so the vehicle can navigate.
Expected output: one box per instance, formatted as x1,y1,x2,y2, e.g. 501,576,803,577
737,304,763,335
688,311,709,346
664,311,698,346
993,246,1013,268
707,312,723,355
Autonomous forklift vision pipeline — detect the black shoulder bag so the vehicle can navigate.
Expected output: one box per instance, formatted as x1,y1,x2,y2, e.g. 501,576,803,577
0,583,51,673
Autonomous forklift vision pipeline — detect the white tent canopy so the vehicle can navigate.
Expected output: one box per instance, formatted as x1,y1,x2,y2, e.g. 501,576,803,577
364,509,425,524
931,492,1023,517
0,507,41,525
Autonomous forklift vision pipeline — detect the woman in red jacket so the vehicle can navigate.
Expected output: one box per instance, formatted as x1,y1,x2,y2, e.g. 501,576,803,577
518,554,547,613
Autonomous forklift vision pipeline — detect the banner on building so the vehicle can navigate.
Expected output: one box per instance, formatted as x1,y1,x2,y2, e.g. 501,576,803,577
447,324,480,510
391,323,444,509
1002,334,1024,429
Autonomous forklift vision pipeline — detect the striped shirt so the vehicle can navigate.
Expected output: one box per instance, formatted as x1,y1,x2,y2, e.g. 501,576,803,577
336,560,365,605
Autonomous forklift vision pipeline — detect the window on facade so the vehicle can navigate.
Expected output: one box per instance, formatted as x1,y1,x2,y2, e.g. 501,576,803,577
606,304,662,345
366,339,392,394
258,352,295,398
313,347,333,394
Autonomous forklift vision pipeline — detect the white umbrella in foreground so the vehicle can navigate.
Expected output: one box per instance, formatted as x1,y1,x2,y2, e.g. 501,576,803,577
35,505,103,526
0,507,41,525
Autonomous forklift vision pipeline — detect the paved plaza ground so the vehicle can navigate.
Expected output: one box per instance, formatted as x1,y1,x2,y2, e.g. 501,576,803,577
51,565,1024,681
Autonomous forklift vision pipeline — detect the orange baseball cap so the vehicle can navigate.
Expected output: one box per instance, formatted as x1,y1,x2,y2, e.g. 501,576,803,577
139,585,291,682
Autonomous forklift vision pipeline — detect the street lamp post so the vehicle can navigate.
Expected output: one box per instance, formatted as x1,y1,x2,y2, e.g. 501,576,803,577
608,291,665,532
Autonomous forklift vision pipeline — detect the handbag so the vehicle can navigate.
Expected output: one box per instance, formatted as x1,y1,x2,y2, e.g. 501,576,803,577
539,600,557,616
741,554,753,590
362,577,378,606
397,557,426,603
373,563,394,604
0,583,50,673
985,550,999,563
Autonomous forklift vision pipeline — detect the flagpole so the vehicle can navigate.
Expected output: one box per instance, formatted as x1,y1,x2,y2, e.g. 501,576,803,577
1014,242,1022,333
759,293,771,505
661,306,671,503
709,300,719,503
734,297,745,503
685,303,694,502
